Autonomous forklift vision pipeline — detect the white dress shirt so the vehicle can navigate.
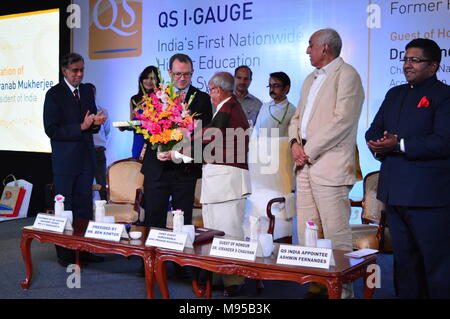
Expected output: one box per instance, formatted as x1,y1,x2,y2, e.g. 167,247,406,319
64,77,79,98
300,58,340,139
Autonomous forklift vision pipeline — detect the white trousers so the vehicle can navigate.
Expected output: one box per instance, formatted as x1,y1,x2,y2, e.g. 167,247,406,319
202,198,246,287
202,198,246,238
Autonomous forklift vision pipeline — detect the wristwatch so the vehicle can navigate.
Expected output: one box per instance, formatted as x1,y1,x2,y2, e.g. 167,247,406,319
289,138,298,148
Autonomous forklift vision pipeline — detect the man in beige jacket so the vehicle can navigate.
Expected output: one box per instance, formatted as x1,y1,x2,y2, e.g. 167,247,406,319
288,28,364,298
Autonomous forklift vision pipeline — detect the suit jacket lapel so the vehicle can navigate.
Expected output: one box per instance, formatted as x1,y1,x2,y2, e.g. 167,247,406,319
78,84,89,114
184,85,196,101
62,81,83,120
306,57,344,122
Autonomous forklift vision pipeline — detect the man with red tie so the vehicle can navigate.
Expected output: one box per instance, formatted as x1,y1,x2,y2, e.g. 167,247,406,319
43,53,107,266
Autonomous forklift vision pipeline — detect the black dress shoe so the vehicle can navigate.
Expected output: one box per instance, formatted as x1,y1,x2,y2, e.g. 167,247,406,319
223,284,243,297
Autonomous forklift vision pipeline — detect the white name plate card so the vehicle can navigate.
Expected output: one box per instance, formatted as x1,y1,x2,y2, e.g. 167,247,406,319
84,221,125,242
145,228,187,251
209,237,258,262
33,214,67,233
276,244,332,269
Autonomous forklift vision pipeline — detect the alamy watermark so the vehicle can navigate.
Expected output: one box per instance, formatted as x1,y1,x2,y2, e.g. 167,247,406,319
366,264,382,289
170,125,282,175
66,264,81,289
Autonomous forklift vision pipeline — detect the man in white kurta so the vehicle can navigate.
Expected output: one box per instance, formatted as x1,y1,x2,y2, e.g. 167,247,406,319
200,72,251,297
252,72,296,138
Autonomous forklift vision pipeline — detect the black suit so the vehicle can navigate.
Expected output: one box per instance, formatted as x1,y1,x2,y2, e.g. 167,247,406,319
141,85,212,228
366,75,450,298
43,80,98,262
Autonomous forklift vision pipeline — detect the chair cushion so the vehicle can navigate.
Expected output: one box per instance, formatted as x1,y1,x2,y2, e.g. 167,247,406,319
279,193,296,219
246,137,295,219
350,224,379,250
242,215,292,241
272,217,293,240
350,224,377,231
362,173,385,222
192,208,203,227
105,203,139,224
108,161,144,203
194,179,202,208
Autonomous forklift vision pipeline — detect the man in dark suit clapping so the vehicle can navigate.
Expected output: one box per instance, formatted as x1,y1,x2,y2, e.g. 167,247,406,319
366,39,450,298
43,53,107,265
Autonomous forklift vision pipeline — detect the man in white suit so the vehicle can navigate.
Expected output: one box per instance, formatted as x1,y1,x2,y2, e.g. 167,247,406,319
288,28,364,298
200,72,251,297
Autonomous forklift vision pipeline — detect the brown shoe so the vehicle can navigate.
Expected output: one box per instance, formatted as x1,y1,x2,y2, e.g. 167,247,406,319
223,284,243,297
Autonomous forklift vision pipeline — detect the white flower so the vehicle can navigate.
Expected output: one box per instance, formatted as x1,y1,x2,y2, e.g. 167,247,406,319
54,194,65,202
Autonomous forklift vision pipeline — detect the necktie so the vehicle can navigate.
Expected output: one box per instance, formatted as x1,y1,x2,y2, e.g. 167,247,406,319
177,89,185,101
73,88,80,104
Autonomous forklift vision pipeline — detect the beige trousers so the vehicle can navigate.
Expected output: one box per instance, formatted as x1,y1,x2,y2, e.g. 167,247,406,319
296,165,354,298
296,165,353,252
202,198,246,287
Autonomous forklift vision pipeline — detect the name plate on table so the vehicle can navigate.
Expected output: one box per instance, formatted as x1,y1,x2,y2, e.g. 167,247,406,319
145,228,187,251
209,238,258,262
33,213,67,233
276,244,332,269
84,221,125,242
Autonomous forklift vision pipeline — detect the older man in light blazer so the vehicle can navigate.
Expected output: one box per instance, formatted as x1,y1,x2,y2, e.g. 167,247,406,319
288,28,364,298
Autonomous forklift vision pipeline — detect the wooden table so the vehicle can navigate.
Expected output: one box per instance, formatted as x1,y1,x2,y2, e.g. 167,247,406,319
154,241,378,299
20,220,156,298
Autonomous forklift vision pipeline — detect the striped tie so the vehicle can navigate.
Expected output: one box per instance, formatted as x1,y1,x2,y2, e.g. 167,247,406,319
73,88,80,104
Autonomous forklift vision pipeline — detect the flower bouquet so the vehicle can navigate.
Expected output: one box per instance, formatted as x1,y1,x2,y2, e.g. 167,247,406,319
129,68,197,153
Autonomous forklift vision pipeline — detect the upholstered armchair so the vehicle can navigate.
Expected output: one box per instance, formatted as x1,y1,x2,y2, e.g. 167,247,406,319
101,158,144,224
243,136,296,241
266,193,296,243
350,171,391,252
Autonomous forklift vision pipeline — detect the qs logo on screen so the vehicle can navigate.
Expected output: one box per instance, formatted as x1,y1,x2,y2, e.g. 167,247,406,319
89,0,142,59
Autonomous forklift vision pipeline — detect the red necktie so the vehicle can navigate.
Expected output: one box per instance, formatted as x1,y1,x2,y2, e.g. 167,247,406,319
73,88,80,104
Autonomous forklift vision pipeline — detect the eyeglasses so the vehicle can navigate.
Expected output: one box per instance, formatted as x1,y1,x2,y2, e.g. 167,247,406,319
401,57,432,64
173,72,193,78
67,68,84,73
267,84,284,89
